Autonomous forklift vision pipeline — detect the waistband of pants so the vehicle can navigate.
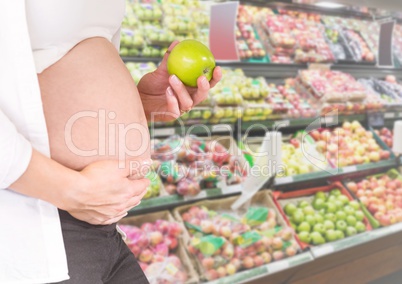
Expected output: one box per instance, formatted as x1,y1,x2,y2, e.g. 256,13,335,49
58,209,117,232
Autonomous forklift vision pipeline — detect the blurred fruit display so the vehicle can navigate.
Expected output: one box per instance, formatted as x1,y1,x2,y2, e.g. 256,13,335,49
345,169,402,227
394,24,402,64
296,69,368,115
125,61,157,84
236,5,269,61
274,183,370,248
175,192,301,281
309,121,392,168
255,11,335,64
119,212,197,284
151,135,248,196
120,0,209,58
144,170,163,199
322,16,376,63
374,127,393,149
279,133,329,178
369,76,402,108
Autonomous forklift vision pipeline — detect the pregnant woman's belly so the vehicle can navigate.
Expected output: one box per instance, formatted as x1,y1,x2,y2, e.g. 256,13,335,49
38,37,151,171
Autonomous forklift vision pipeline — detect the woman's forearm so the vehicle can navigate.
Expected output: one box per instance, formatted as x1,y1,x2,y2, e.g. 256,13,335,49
9,149,81,210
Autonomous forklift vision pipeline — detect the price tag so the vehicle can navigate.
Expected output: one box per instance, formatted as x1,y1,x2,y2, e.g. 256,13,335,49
273,120,290,129
275,176,294,185
221,184,242,195
153,128,175,137
367,112,385,127
322,116,335,125
384,112,396,119
313,244,334,257
184,191,207,201
212,124,232,133
267,260,289,274
342,166,357,173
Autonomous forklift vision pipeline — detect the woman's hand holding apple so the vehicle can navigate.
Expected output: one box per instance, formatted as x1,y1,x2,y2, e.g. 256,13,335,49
137,40,222,122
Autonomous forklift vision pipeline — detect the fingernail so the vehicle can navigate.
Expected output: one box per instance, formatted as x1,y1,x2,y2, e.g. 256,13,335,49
171,75,181,86
201,76,209,88
167,86,174,96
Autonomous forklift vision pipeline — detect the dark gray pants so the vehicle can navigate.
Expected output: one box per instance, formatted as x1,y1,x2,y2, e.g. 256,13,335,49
55,210,149,284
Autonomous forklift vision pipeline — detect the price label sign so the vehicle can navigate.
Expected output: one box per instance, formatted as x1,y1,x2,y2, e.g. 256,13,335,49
209,2,239,61
384,112,396,119
367,112,385,127
378,19,395,68
212,124,232,133
313,244,334,257
152,128,175,137
275,176,294,185
342,166,357,174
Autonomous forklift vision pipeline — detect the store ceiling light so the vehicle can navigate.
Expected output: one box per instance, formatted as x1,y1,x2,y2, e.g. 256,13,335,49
314,1,345,8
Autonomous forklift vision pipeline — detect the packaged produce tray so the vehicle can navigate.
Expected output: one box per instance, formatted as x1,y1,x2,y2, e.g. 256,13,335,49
173,191,312,283
118,210,199,284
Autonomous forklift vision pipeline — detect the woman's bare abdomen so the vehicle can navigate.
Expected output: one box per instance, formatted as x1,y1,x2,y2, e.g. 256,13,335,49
39,37,150,171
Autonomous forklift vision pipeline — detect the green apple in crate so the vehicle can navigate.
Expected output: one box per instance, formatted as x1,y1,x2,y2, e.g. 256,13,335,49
283,189,368,245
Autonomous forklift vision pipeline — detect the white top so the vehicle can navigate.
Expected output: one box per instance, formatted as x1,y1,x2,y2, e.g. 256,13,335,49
26,0,124,73
0,1,123,283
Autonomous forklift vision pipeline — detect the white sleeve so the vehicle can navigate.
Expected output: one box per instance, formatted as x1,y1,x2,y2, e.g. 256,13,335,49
112,27,121,52
0,110,32,189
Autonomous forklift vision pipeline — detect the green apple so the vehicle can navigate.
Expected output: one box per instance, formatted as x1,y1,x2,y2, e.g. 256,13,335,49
292,210,305,225
315,192,327,201
337,195,350,206
298,231,311,243
167,39,216,87
346,226,357,237
349,201,360,211
327,195,337,203
313,223,326,235
324,213,337,223
330,189,342,196
346,216,357,226
298,200,310,209
335,230,345,239
334,200,343,210
313,198,325,210
305,215,316,227
319,208,326,216
314,213,324,224
355,221,366,233
355,211,365,222
311,232,326,245
303,206,315,216
323,220,335,231
336,220,347,232
325,229,338,242
335,211,347,221
290,222,297,230
343,205,355,215
297,221,311,233
325,202,337,213
284,203,297,216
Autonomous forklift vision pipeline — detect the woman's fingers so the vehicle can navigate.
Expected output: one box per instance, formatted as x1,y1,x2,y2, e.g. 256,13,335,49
165,87,181,119
158,40,180,72
169,75,194,111
209,66,222,88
